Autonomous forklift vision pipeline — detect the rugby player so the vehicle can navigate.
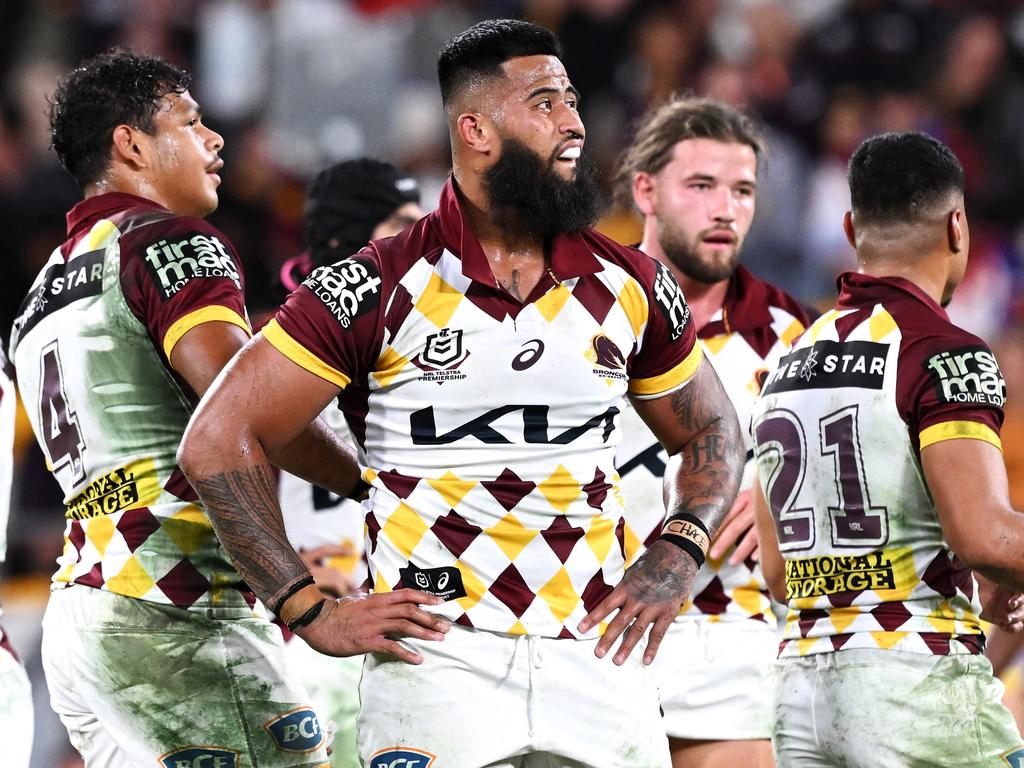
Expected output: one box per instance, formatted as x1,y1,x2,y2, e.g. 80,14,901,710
752,131,1024,766
0,341,33,767
9,50,437,767
180,19,744,768
278,158,423,768
616,96,812,768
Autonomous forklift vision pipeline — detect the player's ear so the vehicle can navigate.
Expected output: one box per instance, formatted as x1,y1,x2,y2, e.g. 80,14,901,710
842,211,856,249
632,172,657,217
111,124,147,171
947,209,964,253
457,112,493,157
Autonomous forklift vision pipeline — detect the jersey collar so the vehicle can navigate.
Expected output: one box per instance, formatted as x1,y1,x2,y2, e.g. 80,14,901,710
699,264,774,338
66,192,168,239
837,271,949,321
431,176,603,288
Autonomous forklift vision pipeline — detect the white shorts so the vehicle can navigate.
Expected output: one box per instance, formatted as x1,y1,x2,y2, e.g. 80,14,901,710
42,586,329,768
0,636,33,768
655,618,777,741
774,649,1024,767
283,636,362,768
357,624,671,768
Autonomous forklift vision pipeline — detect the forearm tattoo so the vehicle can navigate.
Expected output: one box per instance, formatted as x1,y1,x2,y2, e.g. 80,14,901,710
665,367,745,538
193,463,309,608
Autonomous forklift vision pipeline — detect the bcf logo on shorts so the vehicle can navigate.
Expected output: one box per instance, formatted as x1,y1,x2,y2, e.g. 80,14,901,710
263,707,324,753
158,746,240,768
369,747,436,768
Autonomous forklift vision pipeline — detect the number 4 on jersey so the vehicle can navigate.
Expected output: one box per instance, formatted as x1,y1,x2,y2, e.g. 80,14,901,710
40,341,86,485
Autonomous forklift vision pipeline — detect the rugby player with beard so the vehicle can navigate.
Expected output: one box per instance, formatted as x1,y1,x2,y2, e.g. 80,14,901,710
181,19,744,768
615,96,813,768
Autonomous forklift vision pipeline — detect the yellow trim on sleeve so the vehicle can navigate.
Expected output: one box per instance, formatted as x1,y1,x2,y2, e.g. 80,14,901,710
628,343,703,398
163,305,251,360
919,420,1002,452
262,319,351,390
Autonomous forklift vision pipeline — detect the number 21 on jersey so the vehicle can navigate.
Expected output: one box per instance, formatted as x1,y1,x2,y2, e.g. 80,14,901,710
754,404,888,551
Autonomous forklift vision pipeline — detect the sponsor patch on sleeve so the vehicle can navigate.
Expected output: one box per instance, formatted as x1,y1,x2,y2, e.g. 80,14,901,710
650,262,690,341
302,258,383,329
369,747,437,768
141,232,242,299
263,707,325,753
159,746,240,768
924,344,1006,407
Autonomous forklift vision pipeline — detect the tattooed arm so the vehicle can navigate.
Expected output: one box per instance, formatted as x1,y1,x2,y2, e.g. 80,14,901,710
178,334,450,662
578,357,744,664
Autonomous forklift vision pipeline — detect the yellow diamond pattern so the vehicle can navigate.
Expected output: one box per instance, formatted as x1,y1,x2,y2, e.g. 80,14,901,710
85,515,116,557
585,514,615,564
538,567,578,625
617,277,648,337
485,512,538,561
869,307,898,341
507,620,529,635
795,637,818,656
809,310,841,343
702,335,730,356
87,219,117,250
163,505,214,556
381,502,429,560
534,283,572,322
733,579,768,616
455,560,487,612
927,601,958,634
875,547,917,602
427,472,477,510
415,271,463,328
373,346,411,389
538,465,581,513
362,468,378,484
871,631,908,650
54,537,77,584
780,318,806,347
829,606,860,635
622,520,643,564
105,556,156,598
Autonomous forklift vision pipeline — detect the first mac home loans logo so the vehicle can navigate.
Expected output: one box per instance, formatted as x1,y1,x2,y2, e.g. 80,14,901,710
926,345,1005,407
143,232,241,299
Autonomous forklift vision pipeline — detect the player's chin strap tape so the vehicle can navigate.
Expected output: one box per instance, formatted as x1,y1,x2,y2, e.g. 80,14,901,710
272,575,315,618
287,598,327,632
657,514,710,569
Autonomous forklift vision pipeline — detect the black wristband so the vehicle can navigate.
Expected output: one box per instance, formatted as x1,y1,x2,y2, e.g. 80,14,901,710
656,532,706,569
286,598,327,632
272,575,315,618
666,513,711,540
347,478,372,502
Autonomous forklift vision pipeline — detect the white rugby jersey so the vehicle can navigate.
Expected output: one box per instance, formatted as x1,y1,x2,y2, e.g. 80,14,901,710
264,179,702,638
753,273,1002,657
617,265,810,623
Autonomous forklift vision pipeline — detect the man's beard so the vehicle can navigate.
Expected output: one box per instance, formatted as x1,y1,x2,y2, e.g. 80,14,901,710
658,218,741,284
484,137,603,239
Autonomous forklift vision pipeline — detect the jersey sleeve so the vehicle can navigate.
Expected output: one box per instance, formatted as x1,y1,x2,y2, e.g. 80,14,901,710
119,216,250,360
627,260,702,399
899,333,1006,452
263,251,385,390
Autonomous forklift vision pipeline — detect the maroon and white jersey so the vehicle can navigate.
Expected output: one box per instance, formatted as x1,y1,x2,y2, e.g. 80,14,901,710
618,266,812,623
0,341,14,563
753,273,1004,657
264,179,702,638
10,193,255,611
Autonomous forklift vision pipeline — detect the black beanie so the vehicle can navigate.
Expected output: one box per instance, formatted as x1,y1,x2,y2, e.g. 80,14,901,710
304,158,421,267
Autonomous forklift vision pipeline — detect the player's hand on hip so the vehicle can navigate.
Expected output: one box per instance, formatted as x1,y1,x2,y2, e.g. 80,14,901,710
294,588,451,663
977,573,1024,633
709,488,759,565
577,539,698,666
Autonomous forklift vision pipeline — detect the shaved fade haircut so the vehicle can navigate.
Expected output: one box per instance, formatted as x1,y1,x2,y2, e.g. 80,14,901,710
616,96,764,207
437,19,561,109
848,132,965,226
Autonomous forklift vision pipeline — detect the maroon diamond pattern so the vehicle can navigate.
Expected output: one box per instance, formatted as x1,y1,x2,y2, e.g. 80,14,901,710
921,633,952,655
870,601,912,631
164,466,199,502
482,469,536,511
68,520,87,557
830,633,852,651
431,510,483,560
156,559,213,609
115,508,161,552
570,276,616,326
75,563,105,589
455,613,474,628
582,469,610,511
826,589,859,609
488,564,535,618
797,608,828,637
365,514,381,554
693,576,730,615
541,516,585,564
615,517,626,557
377,470,420,499
581,570,614,613
921,551,958,599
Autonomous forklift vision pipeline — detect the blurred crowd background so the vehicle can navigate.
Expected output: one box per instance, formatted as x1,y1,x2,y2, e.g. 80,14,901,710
4,1,1024,764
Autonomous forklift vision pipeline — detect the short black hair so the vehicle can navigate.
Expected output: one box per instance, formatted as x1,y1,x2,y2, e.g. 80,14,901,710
848,132,964,225
437,19,561,107
50,49,191,187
